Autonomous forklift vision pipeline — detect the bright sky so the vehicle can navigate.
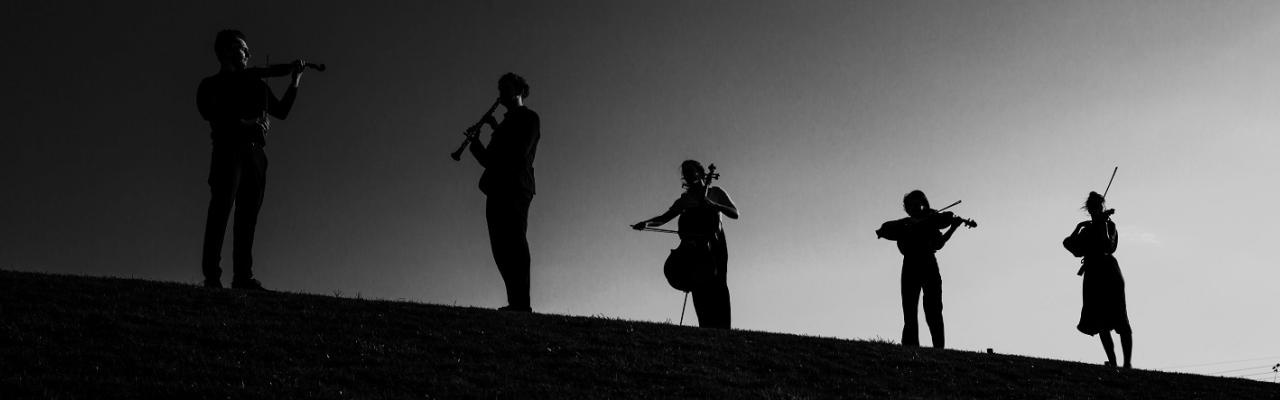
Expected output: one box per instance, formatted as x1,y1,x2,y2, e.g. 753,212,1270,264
3,0,1278,380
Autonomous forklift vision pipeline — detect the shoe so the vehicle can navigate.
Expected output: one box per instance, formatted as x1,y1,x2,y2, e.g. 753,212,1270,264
231,278,269,291
1104,361,1116,368
499,305,532,313
203,279,222,289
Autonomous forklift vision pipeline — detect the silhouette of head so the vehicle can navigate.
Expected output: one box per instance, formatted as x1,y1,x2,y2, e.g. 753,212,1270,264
214,29,249,71
681,160,706,189
903,190,930,218
1084,191,1106,218
498,72,530,108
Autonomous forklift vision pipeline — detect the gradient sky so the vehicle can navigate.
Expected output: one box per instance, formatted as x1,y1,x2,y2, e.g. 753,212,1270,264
4,1,1279,380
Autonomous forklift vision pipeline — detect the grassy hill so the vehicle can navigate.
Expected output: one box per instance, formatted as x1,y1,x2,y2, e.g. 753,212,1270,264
1,270,1273,399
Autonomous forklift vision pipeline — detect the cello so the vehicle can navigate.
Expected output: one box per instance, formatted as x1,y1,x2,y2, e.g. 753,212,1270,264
633,164,723,292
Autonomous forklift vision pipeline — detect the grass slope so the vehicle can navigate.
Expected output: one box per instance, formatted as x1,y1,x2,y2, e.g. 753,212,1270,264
0,270,1273,399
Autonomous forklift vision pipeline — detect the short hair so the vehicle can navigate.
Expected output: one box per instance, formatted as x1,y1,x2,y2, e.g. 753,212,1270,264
214,29,245,55
499,72,530,98
904,190,930,210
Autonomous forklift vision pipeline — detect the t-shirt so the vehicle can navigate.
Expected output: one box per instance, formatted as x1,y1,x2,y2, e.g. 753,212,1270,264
196,69,296,146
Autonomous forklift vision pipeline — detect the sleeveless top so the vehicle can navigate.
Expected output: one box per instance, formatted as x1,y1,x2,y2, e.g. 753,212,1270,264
674,187,729,273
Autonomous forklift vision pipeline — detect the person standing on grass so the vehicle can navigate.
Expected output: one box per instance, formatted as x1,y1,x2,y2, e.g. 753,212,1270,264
1064,191,1132,369
875,190,972,348
197,29,308,291
632,160,739,329
462,73,540,312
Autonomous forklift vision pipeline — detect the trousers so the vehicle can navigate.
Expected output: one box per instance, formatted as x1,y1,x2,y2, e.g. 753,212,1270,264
486,195,532,308
201,144,267,282
692,233,730,329
901,253,944,348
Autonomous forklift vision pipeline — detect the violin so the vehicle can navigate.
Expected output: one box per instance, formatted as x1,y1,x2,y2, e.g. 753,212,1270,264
1065,208,1117,275
923,209,977,230
875,201,976,240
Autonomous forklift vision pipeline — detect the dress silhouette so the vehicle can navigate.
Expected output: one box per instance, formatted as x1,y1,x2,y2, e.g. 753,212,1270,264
1064,191,1132,368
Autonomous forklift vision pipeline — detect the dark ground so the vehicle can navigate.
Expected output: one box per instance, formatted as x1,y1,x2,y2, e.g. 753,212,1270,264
1,270,1274,399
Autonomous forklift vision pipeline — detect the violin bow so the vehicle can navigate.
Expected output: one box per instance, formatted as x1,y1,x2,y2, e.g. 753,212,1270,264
938,200,961,212
634,226,714,239
639,227,680,234
1102,166,1118,199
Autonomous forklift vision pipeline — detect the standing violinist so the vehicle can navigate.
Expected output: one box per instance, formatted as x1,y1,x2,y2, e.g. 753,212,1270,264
197,29,307,291
632,160,738,329
1063,191,1132,369
875,190,967,348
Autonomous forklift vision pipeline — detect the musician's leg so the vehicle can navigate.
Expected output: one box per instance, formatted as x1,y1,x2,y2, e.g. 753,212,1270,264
232,148,267,283
486,195,531,309
508,196,531,309
201,147,239,284
1119,330,1133,369
691,281,730,329
700,241,731,329
1099,331,1117,366
690,287,721,329
900,268,921,347
718,283,731,328
922,273,945,349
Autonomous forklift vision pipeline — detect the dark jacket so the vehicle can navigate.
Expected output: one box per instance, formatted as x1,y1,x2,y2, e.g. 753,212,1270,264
474,106,540,198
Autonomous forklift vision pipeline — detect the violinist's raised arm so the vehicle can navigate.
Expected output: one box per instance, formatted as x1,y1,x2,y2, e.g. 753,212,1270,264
934,216,962,251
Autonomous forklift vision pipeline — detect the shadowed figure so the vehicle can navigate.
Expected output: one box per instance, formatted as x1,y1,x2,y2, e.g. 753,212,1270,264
1064,191,1132,368
632,161,739,329
197,29,307,290
462,73,540,312
875,190,972,348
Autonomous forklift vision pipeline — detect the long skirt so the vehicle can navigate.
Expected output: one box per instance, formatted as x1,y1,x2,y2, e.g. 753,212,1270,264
1077,255,1131,335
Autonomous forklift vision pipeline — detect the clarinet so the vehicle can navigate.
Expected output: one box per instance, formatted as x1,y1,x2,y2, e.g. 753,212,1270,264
451,99,501,161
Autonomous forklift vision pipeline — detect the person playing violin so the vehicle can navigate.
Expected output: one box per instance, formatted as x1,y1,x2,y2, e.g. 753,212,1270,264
1064,191,1132,369
876,190,970,348
632,160,738,329
196,29,308,291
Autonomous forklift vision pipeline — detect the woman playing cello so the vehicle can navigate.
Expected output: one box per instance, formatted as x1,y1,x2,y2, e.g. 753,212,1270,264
632,160,738,329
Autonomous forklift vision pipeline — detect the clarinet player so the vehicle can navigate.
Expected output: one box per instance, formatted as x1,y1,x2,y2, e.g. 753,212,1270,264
461,73,541,312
